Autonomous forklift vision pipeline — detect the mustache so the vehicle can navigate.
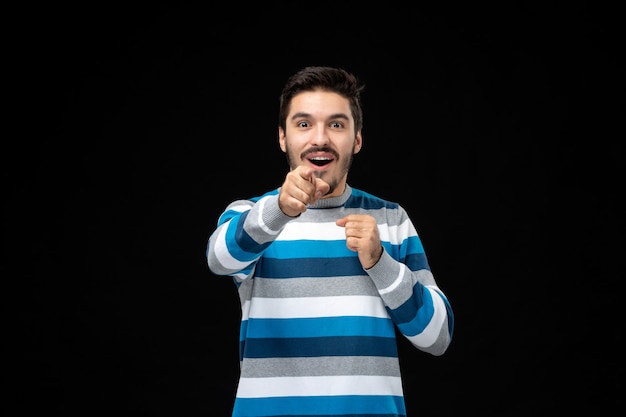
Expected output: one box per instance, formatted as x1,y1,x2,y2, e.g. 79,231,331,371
301,146,339,159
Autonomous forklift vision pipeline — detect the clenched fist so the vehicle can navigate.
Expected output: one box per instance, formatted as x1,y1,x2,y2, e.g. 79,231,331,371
336,214,384,270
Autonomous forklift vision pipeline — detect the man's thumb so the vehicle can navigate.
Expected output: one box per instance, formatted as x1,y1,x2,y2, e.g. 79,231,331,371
314,177,331,196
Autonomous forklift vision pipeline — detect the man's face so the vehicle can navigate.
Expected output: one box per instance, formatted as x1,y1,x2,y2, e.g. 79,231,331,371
279,90,362,198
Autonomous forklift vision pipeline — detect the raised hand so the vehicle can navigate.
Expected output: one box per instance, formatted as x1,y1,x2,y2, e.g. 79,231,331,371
336,214,384,270
279,166,330,217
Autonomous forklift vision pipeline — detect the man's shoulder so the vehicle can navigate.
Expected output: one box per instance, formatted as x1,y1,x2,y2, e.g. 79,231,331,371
347,187,400,210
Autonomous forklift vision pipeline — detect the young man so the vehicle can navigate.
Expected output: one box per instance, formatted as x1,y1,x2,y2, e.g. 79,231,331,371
207,66,454,417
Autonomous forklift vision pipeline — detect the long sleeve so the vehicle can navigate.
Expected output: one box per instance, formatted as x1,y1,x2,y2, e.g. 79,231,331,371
366,250,454,356
207,191,288,280
363,202,454,356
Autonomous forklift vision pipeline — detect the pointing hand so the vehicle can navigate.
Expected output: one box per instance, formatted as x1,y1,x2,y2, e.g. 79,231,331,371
279,166,330,217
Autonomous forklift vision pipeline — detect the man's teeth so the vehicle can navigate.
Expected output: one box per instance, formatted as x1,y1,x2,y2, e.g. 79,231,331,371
309,157,331,166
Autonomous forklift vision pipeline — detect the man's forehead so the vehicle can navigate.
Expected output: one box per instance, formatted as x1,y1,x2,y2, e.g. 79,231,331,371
289,91,352,117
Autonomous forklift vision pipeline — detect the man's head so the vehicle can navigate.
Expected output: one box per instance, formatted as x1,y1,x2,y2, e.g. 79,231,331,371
278,66,364,135
278,66,365,198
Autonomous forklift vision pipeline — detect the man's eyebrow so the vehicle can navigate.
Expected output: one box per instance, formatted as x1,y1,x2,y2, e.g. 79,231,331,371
290,111,311,120
328,113,350,121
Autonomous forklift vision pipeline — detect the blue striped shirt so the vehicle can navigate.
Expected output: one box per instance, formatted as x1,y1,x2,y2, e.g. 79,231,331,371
207,185,454,417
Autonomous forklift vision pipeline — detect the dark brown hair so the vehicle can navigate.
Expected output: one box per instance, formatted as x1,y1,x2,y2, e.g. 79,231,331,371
278,66,365,134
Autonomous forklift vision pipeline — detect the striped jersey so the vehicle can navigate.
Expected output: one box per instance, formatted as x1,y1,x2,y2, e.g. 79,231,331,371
207,184,454,417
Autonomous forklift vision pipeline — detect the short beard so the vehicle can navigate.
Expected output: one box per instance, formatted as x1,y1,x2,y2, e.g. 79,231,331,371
284,140,356,196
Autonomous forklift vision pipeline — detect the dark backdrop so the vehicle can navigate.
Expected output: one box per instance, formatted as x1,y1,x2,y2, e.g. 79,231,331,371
7,2,621,416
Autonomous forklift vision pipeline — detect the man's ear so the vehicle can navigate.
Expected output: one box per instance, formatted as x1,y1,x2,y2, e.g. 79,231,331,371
278,127,286,152
354,131,363,154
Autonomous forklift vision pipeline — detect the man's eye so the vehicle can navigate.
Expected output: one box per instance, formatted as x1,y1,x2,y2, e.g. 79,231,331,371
298,121,310,128
330,122,343,128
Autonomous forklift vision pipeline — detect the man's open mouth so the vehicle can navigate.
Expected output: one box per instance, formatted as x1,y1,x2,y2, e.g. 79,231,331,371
308,156,332,167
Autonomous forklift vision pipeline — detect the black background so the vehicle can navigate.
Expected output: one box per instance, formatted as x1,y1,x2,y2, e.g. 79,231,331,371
6,2,622,416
